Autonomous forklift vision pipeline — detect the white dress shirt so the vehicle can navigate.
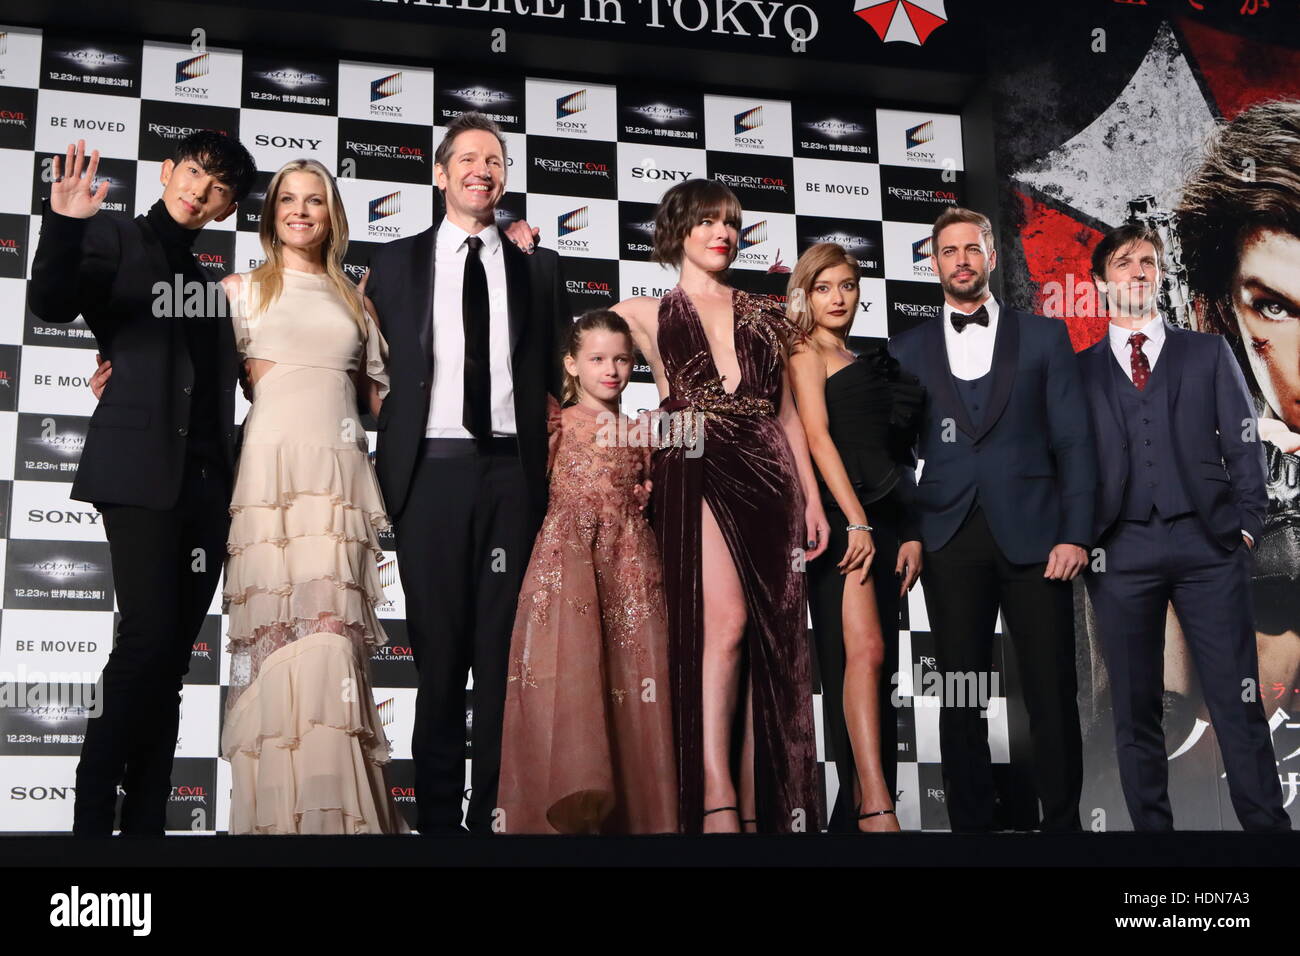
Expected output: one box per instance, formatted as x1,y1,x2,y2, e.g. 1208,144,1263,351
426,215,516,438
1107,313,1166,380
942,293,999,380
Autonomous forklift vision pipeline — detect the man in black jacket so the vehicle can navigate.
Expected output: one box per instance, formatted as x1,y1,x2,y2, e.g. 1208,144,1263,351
363,112,573,834
28,133,257,836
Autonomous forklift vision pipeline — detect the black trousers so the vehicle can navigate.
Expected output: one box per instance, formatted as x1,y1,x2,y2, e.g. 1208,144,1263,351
921,503,1083,832
76,455,230,835
394,439,535,834
1085,512,1290,831
807,487,902,832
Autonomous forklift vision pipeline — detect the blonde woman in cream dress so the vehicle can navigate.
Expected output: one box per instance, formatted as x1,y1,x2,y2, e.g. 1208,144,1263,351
219,158,408,834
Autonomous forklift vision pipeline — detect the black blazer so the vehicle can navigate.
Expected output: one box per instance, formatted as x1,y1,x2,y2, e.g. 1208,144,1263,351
1078,324,1267,550
26,207,238,508
364,221,571,525
888,302,1097,563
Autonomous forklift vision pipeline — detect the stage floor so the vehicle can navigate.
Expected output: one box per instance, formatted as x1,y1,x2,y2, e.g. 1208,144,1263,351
3,830,1296,867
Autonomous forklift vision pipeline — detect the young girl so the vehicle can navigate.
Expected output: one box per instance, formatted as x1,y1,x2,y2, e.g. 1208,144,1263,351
496,310,678,834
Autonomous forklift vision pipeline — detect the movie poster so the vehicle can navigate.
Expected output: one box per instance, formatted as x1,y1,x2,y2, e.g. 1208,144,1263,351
991,4,1300,829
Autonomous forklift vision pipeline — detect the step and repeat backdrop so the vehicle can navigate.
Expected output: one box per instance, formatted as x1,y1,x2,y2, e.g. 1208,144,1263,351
0,24,990,832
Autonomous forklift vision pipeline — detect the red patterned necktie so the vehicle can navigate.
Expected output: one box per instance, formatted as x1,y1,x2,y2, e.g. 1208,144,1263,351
1128,332,1151,391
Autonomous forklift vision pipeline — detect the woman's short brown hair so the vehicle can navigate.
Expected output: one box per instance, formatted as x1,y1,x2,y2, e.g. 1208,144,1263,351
651,178,743,269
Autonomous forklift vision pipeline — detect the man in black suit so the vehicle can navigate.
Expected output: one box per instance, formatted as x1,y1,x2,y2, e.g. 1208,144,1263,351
1080,223,1289,831
28,133,257,835
362,111,572,834
889,207,1097,832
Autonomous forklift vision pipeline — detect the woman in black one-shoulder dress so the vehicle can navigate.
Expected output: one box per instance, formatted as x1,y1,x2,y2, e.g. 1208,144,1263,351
787,243,924,832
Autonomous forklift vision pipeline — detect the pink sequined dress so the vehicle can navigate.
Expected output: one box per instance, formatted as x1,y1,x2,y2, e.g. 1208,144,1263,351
496,400,678,834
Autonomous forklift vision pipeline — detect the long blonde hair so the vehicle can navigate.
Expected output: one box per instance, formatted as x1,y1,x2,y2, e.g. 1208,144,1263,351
248,158,367,338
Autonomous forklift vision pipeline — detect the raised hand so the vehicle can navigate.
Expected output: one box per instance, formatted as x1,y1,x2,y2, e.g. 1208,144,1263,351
50,140,110,219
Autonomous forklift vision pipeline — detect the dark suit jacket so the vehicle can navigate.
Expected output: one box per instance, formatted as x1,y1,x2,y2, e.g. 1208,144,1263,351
888,302,1097,564
363,221,571,525
1078,324,1267,550
26,207,238,508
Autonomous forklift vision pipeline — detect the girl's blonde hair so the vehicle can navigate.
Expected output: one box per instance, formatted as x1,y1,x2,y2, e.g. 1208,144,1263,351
785,242,861,339
247,158,367,339
561,309,634,405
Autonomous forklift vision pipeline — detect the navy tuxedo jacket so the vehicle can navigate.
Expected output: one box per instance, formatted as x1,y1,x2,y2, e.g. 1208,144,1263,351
888,302,1097,564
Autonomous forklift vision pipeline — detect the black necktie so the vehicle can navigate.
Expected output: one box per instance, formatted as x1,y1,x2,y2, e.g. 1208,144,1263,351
462,235,491,440
950,304,989,333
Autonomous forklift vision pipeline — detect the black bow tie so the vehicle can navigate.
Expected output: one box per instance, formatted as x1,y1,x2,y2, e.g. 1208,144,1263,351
950,305,989,333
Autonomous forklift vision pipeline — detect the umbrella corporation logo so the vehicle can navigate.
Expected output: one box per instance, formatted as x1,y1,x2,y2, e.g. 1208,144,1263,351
853,1,949,46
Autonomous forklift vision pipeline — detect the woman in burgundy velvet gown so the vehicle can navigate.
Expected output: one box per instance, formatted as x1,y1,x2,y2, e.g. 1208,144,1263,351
613,179,828,834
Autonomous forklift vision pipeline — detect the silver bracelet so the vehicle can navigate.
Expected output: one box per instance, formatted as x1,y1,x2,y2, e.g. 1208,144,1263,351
846,523,873,533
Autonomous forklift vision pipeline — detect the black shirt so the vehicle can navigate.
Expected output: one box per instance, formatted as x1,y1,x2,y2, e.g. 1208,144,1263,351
144,199,224,467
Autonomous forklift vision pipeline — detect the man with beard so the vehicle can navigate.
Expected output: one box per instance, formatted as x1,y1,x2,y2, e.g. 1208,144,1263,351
889,207,1096,832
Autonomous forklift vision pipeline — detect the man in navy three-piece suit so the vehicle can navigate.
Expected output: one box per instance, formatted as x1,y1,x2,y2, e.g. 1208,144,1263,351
890,207,1096,832
1079,224,1289,831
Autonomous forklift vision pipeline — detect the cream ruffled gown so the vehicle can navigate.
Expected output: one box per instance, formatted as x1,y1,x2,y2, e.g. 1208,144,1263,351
220,267,409,834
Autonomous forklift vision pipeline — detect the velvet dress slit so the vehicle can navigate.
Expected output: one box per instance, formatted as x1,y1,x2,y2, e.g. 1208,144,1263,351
649,285,821,834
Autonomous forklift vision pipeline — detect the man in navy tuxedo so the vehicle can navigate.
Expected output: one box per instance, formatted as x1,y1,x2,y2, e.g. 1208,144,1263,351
889,207,1096,832
1079,223,1289,831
